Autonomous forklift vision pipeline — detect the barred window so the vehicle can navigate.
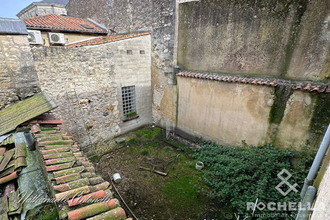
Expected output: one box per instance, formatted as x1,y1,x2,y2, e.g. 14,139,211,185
122,85,136,116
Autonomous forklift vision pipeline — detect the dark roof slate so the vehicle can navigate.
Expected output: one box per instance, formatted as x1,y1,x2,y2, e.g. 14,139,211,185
0,18,28,35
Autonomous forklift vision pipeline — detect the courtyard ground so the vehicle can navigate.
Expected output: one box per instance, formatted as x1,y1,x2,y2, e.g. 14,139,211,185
91,126,228,220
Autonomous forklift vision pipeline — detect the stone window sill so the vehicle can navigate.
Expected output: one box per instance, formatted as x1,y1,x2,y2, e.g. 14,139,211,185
123,115,139,122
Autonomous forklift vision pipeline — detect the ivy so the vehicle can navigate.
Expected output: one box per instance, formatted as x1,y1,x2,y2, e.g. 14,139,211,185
190,143,314,219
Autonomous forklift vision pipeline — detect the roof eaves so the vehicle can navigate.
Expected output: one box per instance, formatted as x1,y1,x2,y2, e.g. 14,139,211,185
26,26,107,34
67,32,151,47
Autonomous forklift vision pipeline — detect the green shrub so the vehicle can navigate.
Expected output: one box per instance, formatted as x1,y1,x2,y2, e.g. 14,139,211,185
190,143,313,219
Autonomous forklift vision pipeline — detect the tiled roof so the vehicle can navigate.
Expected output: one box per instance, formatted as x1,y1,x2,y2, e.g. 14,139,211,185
0,92,57,136
24,14,108,34
178,71,330,93
30,124,127,219
67,32,150,47
0,133,29,219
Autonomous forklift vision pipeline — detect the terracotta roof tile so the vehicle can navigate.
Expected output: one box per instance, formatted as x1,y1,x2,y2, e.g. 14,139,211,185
177,71,330,93
31,122,126,219
24,14,107,34
67,32,150,47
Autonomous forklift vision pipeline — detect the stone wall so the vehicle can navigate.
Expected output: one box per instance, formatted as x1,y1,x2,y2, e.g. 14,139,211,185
66,0,177,127
31,35,152,148
18,4,67,19
177,0,330,81
64,0,330,149
0,35,40,110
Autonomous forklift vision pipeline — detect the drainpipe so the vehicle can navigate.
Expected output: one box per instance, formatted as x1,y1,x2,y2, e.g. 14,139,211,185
296,186,316,220
300,124,330,199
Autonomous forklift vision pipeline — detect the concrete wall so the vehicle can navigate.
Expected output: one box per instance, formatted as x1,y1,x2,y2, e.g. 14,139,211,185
66,0,177,128
31,35,152,148
0,35,40,110
177,0,330,81
176,77,317,148
177,77,273,146
311,164,330,220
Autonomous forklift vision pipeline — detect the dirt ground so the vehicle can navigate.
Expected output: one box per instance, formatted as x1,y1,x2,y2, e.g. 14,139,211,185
94,127,221,220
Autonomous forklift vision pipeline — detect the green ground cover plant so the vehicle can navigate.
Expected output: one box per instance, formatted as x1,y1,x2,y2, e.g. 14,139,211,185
190,142,314,219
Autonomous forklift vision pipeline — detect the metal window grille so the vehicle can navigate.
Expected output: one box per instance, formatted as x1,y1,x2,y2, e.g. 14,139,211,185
122,85,136,116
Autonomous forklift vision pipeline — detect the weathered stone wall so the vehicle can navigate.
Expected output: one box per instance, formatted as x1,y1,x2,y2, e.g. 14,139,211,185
0,35,40,110
66,0,177,128
174,0,330,149
31,35,152,148
18,4,67,19
177,0,330,81
64,0,329,149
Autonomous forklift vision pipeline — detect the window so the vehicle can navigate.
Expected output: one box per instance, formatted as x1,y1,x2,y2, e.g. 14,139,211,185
122,85,136,117
140,50,145,54
127,50,132,55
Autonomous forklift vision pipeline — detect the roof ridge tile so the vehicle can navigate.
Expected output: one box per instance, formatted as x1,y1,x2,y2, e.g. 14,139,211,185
177,71,330,93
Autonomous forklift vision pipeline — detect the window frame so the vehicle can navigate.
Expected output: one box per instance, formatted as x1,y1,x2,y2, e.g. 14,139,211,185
121,85,137,120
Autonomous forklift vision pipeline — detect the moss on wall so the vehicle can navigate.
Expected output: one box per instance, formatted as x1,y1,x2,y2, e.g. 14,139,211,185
280,0,309,76
268,85,293,125
178,0,314,77
307,94,330,149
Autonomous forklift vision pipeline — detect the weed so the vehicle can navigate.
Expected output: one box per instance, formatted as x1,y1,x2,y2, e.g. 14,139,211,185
163,146,173,151
140,150,149,156
134,127,163,140
89,155,101,163
127,137,141,146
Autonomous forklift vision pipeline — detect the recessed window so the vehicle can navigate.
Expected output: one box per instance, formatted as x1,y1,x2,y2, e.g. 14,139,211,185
122,85,136,117
127,50,132,55
140,50,145,54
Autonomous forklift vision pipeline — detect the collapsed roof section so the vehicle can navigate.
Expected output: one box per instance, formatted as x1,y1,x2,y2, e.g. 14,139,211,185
0,92,57,136
0,92,127,219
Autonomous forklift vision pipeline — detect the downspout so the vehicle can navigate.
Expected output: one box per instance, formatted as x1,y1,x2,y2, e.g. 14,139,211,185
300,123,330,199
296,186,316,220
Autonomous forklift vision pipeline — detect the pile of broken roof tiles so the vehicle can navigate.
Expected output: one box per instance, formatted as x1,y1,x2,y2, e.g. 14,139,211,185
31,123,129,220
178,71,330,93
0,134,28,219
